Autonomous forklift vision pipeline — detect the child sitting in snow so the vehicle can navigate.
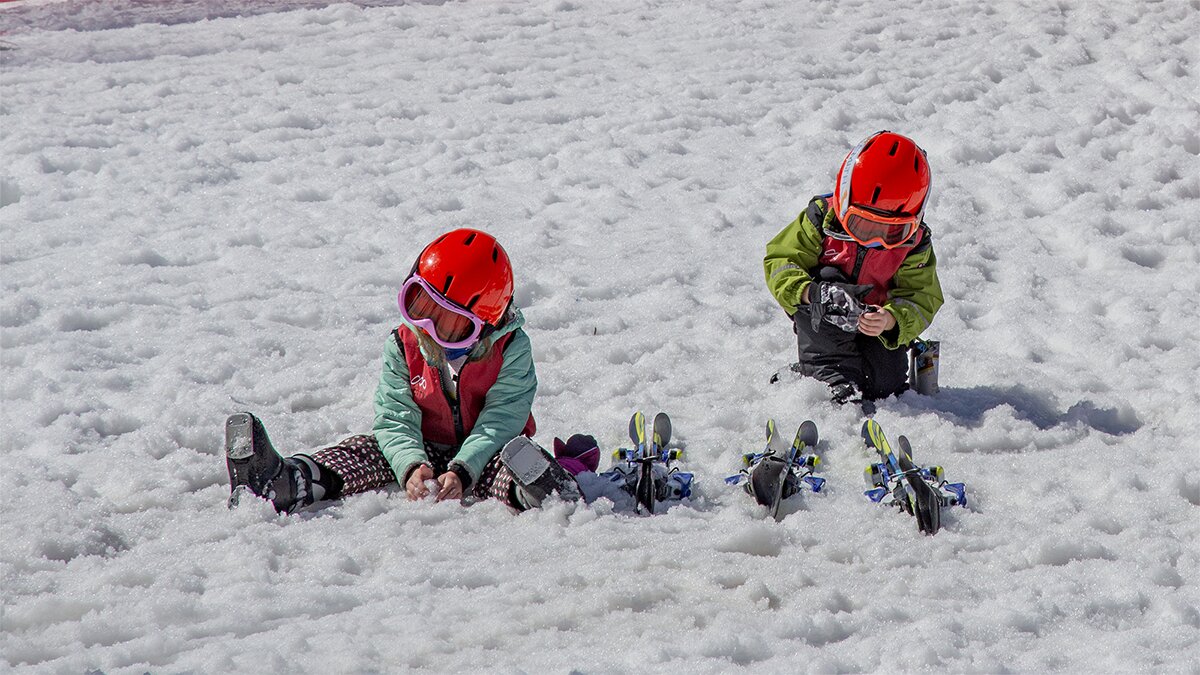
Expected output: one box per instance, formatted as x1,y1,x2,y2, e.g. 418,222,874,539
225,228,579,513
764,131,944,405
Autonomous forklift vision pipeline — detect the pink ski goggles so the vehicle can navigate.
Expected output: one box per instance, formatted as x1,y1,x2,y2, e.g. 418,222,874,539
398,274,486,349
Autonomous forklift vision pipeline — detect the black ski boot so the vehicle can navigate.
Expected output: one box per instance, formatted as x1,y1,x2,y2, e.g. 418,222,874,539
225,412,321,514
830,382,877,415
780,470,802,500
500,436,582,510
897,453,942,535
747,454,789,509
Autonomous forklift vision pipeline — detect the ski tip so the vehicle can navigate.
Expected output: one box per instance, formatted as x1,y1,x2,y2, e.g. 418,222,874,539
797,420,818,449
652,411,672,447
629,411,646,444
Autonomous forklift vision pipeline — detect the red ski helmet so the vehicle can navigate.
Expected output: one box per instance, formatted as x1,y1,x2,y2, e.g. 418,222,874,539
411,228,513,326
831,131,931,249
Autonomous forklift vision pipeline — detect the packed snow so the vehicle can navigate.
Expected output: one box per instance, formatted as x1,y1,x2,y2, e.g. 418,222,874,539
2,0,1199,671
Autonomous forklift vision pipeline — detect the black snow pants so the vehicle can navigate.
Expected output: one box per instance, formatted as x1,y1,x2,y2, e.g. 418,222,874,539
791,267,910,401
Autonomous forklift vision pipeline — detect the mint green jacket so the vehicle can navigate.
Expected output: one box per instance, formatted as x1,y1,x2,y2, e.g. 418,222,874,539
372,309,537,485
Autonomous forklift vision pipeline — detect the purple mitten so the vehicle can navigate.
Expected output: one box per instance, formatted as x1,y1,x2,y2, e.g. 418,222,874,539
553,434,601,475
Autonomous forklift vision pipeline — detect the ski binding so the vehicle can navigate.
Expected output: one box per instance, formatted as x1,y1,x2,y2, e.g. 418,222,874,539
727,419,824,520
861,419,966,535
611,411,692,514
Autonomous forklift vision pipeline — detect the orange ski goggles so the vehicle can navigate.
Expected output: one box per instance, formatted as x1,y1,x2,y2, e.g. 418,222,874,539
841,204,921,249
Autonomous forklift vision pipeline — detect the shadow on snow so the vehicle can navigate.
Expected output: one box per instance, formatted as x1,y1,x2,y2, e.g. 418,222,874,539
896,385,1142,436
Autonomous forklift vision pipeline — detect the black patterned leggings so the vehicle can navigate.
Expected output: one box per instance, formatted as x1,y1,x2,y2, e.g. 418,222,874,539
306,435,520,508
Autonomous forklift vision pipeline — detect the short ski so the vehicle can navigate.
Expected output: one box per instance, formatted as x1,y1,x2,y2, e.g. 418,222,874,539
727,419,824,520
861,419,966,535
612,411,692,514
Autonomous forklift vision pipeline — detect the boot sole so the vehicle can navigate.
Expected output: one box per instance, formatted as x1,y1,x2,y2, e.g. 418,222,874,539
501,437,581,504
501,436,551,486
225,413,259,507
225,413,255,461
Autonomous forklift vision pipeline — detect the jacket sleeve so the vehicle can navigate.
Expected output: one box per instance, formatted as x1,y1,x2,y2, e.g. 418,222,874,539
881,245,944,349
372,333,429,482
452,329,537,482
764,212,824,314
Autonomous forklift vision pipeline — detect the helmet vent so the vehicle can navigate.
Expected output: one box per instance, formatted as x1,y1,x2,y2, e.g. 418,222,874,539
889,141,899,156
914,156,921,171
465,294,481,310
492,246,499,262
870,186,881,204
442,275,454,294
463,232,477,246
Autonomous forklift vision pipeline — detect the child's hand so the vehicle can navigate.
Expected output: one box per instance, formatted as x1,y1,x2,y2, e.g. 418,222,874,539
858,307,896,336
435,471,463,502
406,463,435,500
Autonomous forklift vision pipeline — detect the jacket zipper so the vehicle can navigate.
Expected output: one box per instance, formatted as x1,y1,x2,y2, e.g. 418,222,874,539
448,362,466,443
426,360,467,445
850,245,869,282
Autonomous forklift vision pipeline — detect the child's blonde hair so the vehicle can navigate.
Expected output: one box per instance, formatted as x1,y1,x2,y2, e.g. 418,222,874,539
414,328,498,367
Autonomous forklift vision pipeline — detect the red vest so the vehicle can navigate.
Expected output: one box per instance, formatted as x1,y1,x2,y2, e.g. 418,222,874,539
818,236,921,307
811,196,925,307
396,328,536,446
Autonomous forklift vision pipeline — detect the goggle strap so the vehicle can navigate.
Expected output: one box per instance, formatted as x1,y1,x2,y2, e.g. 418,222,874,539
837,132,879,220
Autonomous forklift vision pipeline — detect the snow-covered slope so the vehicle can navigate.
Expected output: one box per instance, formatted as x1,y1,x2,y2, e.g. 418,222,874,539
2,1,1198,671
